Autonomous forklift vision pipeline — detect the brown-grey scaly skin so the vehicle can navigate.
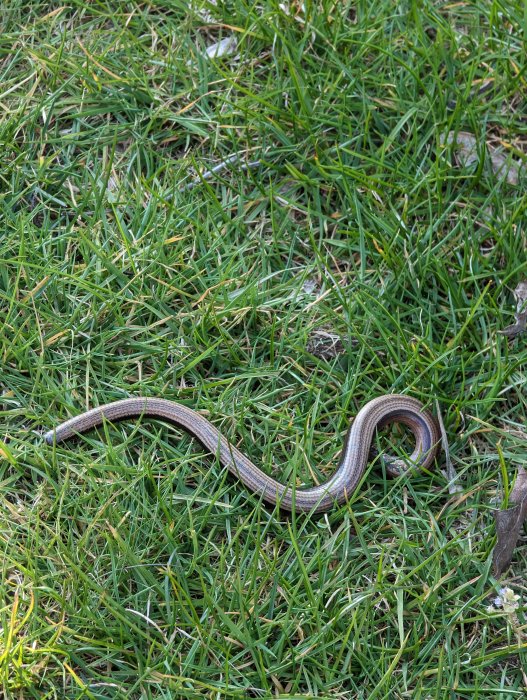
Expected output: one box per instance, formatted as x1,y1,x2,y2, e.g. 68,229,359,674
44,394,440,513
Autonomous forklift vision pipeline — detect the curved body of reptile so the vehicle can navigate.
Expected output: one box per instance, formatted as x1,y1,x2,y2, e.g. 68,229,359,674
44,395,439,513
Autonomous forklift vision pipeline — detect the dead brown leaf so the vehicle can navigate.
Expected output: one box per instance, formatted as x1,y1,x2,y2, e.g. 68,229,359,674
492,466,527,576
500,312,527,338
447,131,526,185
306,329,353,360
499,280,527,338
514,281,527,303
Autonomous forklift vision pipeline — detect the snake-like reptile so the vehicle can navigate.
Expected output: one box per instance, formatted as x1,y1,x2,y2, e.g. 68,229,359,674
45,395,439,513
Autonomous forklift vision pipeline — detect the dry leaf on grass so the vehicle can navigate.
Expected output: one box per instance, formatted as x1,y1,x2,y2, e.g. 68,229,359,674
205,36,238,59
499,280,527,338
302,279,318,295
492,466,527,576
306,329,354,360
447,131,526,185
500,312,527,338
279,2,306,19
514,281,527,300
193,0,219,23
186,35,239,68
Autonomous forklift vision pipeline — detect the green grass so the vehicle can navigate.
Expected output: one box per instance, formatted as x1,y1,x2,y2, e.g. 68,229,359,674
1,0,527,697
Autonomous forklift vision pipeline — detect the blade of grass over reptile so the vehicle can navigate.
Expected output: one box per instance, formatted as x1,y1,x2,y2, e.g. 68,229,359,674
45,394,440,512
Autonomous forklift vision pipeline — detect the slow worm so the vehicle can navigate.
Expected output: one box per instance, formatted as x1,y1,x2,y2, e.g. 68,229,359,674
44,394,439,513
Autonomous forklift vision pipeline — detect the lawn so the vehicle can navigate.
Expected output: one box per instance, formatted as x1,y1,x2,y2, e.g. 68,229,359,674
1,1,527,698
